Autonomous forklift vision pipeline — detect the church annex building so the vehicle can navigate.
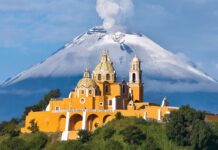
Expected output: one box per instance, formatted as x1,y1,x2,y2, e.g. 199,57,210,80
21,51,178,140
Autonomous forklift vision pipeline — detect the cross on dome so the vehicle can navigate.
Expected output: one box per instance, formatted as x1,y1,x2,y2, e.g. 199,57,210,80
83,68,90,78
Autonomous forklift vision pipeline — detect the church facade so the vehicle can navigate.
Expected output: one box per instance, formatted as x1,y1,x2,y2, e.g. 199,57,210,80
21,51,178,140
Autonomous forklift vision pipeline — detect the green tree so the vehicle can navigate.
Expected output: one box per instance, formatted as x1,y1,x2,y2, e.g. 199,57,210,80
191,120,211,150
0,119,20,137
78,129,92,143
115,112,123,120
104,140,124,150
28,132,48,150
23,89,61,119
139,137,160,150
167,105,207,147
120,125,146,145
28,119,39,133
2,137,28,150
103,127,116,140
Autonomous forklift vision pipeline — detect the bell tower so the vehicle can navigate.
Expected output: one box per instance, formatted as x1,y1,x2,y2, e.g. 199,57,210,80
129,54,143,102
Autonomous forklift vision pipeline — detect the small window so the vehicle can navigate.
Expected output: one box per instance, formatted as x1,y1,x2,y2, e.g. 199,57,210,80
133,64,136,70
81,90,84,94
55,106,60,111
99,102,103,106
132,73,136,83
122,84,126,94
80,98,85,104
108,100,112,105
98,74,101,80
106,74,110,80
95,89,98,95
105,84,109,93
89,90,92,94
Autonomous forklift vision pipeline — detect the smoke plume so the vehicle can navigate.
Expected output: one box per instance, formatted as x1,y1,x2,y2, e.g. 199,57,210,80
96,0,133,31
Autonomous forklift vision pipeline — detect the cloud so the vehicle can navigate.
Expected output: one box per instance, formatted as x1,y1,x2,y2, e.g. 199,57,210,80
0,0,97,49
215,64,218,69
96,0,133,31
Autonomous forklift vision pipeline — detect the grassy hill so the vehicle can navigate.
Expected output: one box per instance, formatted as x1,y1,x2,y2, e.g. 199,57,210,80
0,117,191,150
0,90,217,150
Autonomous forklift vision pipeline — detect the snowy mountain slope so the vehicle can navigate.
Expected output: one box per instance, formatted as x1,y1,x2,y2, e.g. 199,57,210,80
1,26,218,121
1,26,217,92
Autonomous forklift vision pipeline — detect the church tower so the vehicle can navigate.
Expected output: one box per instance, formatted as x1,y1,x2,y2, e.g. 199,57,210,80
129,54,143,102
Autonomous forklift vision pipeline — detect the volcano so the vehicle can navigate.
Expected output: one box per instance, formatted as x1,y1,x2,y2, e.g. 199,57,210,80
1,26,218,121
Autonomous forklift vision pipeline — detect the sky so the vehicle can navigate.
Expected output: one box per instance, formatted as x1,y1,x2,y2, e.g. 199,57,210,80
1,0,218,83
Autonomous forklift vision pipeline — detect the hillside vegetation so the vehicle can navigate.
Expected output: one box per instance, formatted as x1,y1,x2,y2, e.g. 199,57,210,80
0,90,218,150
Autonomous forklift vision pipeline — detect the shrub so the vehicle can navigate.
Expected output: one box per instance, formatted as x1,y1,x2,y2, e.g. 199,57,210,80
134,117,147,125
167,106,210,148
0,118,20,137
191,120,211,150
115,112,123,120
28,119,39,133
78,129,92,143
120,125,146,145
28,132,48,149
103,127,115,140
139,137,160,150
62,140,85,150
104,140,123,150
46,141,85,150
2,137,28,150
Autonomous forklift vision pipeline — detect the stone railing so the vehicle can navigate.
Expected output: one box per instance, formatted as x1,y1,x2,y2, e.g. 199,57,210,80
53,109,114,113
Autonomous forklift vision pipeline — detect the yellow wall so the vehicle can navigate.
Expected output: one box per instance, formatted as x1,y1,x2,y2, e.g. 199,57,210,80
129,83,143,102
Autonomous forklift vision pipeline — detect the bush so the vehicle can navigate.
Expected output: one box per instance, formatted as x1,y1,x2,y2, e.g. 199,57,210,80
167,106,211,148
46,140,85,150
134,117,147,125
103,127,115,140
2,137,28,150
115,112,123,120
28,119,39,133
28,132,48,149
104,140,123,150
139,137,160,150
191,120,211,150
120,125,146,145
0,118,21,137
78,129,92,143
61,140,85,150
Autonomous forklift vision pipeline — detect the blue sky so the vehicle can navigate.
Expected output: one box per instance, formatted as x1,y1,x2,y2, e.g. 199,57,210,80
1,0,218,83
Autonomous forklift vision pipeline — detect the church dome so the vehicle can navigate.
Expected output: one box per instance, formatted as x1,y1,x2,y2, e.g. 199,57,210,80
93,51,115,74
77,78,96,88
77,69,96,88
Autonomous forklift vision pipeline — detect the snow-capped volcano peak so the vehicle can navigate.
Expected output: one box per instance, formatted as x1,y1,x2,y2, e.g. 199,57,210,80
2,26,217,92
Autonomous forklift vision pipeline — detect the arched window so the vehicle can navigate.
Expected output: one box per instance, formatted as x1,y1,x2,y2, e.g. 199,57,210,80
89,90,92,95
122,84,126,94
132,73,136,83
133,64,136,70
81,90,84,94
106,74,110,80
105,84,109,93
98,74,101,80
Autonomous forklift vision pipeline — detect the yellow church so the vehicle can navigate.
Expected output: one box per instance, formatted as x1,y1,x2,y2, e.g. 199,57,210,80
21,51,178,140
